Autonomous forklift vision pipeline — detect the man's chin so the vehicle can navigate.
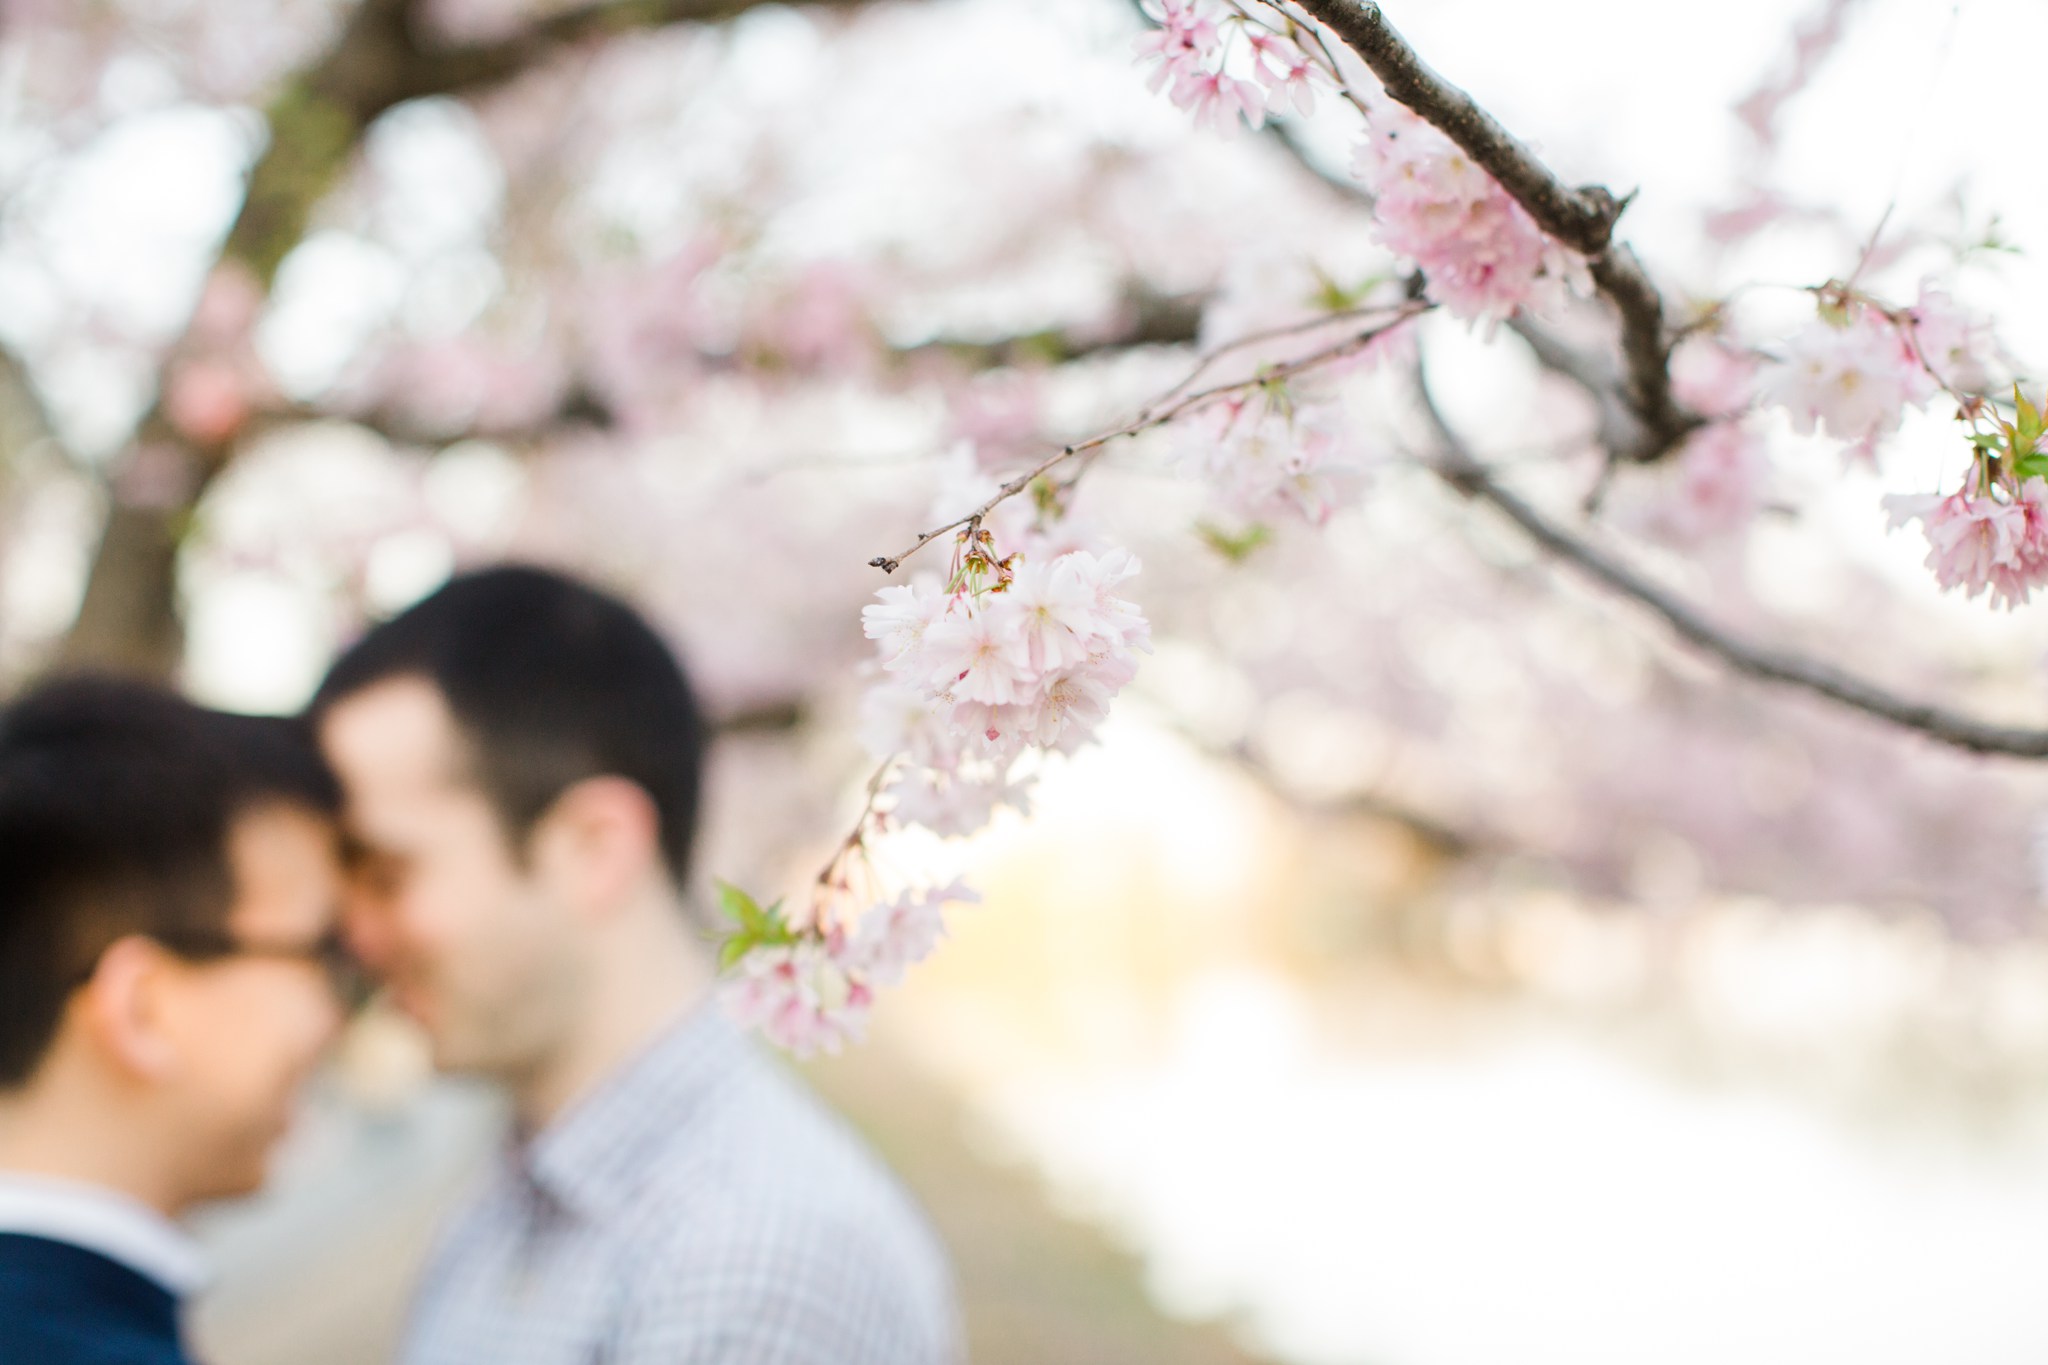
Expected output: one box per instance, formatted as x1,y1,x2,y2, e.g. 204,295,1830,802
186,1141,283,1210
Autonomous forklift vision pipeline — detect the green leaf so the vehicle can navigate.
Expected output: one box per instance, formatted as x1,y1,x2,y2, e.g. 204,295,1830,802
718,935,754,973
715,880,763,929
2015,453,2048,484
2014,385,2047,456
754,900,796,946
1196,520,1274,563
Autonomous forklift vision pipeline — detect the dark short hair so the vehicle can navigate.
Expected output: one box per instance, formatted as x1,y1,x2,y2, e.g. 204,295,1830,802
0,676,343,1087
310,565,708,886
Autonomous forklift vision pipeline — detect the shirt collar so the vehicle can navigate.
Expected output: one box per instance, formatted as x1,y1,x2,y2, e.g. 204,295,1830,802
521,1000,745,1221
0,1172,209,1297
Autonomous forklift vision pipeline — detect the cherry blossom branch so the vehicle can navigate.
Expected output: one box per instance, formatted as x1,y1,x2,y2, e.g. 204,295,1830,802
895,285,1207,371
1289,0,1699,462
813,760,894,899
869,300,1432,573
1250,109,1655,490
1288,1,1621,252
1414,367,2048,760
1135,298,1408,420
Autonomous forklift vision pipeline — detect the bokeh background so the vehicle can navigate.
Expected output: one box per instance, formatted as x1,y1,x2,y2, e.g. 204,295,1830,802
9,0,2048,1360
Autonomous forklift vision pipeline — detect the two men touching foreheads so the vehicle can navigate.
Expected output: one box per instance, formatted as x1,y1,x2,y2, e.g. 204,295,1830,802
0,566,959,1365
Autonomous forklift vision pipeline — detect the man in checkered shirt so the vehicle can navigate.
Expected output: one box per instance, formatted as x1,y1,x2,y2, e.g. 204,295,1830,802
313,566,960,1365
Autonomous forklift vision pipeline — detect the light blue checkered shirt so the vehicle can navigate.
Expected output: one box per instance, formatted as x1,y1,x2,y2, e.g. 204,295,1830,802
399,1003,961,1365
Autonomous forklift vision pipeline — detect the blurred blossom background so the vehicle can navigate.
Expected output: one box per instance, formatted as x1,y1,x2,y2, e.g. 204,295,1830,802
9,0,2048,1359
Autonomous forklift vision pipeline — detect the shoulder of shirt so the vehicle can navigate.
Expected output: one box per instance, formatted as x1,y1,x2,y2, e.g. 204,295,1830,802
647,1047,927,1224
605,1049,947,1277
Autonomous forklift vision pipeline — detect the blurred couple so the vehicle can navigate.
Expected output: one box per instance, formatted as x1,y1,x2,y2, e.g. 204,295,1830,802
0,566,960,1364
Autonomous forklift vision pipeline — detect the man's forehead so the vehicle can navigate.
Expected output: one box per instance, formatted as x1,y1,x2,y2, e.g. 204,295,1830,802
227,802,340,936
320,675,469,790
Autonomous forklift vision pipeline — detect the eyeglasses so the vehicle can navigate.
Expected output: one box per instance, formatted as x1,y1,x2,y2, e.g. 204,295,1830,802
146,926,373,1011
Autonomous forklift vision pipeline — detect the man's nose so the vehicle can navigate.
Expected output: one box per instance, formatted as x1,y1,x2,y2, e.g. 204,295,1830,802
340,890,401,977
312,981,347,1045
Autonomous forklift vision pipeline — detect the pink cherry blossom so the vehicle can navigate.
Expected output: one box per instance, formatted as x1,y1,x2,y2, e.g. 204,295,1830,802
1019,667,1116,752
1988,479,2048,611
1620,421,1768,546
722,935,873,1057
861,579,946,669
1763,303,1933,461
847,880,979,987
923,593,1035,705
856,535,1147,845
1007,556,1099,672
1245,28,1325,117
1350,97,1588,328
1177,391,1364,525
1172,66,1266,135
885,764,1032,838
1669,337,1758,419
1898,281,1996,394
1135,0,1221,95
1885,484,2028,602
857,681,955,768
1061,547,1150,651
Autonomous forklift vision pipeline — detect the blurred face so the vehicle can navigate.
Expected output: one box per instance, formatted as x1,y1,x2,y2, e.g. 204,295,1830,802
157,802,346,1204
317,678,583,1084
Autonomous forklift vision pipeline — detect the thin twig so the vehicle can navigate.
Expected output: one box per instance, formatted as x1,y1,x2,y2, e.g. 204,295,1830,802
1137,300,1404,421
869,301,1431,573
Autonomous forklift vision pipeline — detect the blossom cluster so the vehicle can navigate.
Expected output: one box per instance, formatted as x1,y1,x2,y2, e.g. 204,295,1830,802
1617,421,1770,548
1135,0,1332,135
860,535,1151,826
722,881,976,1056
1348,98,1590,329
722,467,1151,1053
1885,481,2048,611
1762,301,1934,463
1174,385,1363,527
1883,389,2048,611
1761,282,1992,464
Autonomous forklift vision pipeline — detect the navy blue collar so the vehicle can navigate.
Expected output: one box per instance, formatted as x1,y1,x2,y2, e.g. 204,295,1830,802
0,1230,187,1354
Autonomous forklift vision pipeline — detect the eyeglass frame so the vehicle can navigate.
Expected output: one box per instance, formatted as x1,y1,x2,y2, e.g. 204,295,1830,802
70,925,373,1011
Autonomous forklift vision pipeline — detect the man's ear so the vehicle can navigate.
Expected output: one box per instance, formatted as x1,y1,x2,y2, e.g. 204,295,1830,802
74,935,181,1083
530,776,663,918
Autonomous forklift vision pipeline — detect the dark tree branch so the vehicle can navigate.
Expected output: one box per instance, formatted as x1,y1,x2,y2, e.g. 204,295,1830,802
60,0,890,679
0,345,62,488
1506,316,1639,456
895,285,1206,370
712,698,808,734
413,0,879,96
1413,363,2048,760
1291,0,1699,463
1586,247,1698,460
1290,0,1622,253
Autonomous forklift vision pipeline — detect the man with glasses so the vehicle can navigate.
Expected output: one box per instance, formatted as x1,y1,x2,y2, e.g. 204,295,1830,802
0,676,355,1365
